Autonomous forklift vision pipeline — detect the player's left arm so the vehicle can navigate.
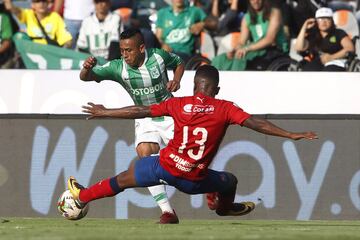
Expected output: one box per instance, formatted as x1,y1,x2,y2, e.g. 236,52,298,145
167,61,185,92
243,116,318,140
157,49,185,92
82,102,152,119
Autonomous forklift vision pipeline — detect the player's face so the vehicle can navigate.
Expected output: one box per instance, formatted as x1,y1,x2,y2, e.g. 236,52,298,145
120,37,145,68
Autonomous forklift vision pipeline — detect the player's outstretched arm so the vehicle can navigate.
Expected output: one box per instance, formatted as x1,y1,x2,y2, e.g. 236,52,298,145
243,116,318,140
80,56,101,82
82,102,152,120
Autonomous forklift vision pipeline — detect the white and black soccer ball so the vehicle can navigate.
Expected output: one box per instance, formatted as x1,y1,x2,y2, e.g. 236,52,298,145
57,190,89,220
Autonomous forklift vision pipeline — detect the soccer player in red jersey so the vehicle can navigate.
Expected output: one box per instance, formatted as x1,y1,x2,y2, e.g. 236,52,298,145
69,65,318,218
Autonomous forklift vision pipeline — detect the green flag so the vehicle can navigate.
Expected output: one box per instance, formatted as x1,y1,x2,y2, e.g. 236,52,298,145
13,33,107,69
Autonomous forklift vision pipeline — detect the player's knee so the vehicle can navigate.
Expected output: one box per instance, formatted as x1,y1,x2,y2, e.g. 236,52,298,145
227,172,238,187
136,143,160,157
222,172,238,194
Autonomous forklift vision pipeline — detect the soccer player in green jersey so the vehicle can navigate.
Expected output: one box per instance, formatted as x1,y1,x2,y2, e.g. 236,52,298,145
79,28,185,224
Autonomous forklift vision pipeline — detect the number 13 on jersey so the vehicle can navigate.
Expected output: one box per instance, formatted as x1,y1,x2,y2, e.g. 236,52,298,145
178,126,208,160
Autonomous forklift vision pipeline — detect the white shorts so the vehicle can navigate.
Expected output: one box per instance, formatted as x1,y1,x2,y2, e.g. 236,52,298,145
134,116,174,147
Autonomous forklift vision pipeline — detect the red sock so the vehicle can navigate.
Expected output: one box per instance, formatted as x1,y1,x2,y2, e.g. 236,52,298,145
79,177,121,203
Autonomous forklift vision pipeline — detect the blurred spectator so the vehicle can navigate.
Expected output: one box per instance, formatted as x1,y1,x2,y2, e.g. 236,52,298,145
0,10,13,68
47,0,54,10
108,0,160,50
285,0,319,38
0,1,19,68
212,0,289,71
295,7,355,71
4,0,72,47
209,0,247,36
53,0,94,48
155,0,207,63
76,0,123,60
190,0,212,14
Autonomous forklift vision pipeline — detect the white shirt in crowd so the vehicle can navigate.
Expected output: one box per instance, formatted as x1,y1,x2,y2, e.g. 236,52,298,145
64,0,95,21
76,12,123,59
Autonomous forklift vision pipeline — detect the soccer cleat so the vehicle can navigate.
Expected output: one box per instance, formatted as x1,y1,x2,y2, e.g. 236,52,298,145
67,176,86,207
206,192,219,210
158,210,179,224
216,201,255,216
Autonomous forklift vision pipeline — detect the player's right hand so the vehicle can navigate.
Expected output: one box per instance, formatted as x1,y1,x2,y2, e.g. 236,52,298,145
291,132,318,140
83,56,97,69
82,102,107,119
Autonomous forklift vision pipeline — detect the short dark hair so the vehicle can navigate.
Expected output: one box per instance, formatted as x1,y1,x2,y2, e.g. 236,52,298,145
194,65,219,86
120,28,145,45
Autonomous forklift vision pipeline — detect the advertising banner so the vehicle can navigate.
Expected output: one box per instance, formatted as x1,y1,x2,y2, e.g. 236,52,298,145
0,70,360,114
0,117,359,220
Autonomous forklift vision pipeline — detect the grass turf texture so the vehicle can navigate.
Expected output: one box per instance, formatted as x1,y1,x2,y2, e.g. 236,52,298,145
1,218,360,240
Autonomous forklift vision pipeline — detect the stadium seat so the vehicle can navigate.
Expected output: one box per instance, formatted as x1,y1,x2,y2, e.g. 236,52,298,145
333,10,360,58
114,7,133,25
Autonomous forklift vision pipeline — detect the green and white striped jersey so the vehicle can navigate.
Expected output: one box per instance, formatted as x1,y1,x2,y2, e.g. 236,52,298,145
92,48,183,105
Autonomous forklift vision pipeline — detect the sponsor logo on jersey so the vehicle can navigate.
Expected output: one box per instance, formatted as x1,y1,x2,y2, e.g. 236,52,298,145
166,28,191,44
182,104,215,114
129,83,165,96
330,36,336,43
169,153,205,172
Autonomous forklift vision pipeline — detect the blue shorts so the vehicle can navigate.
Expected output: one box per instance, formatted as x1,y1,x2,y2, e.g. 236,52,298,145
134,155,237,194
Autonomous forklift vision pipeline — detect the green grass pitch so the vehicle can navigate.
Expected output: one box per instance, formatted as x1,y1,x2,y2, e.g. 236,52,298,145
1,218,360,240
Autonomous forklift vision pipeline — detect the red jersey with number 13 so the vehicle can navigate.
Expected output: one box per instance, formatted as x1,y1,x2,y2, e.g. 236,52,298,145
150,92,251,181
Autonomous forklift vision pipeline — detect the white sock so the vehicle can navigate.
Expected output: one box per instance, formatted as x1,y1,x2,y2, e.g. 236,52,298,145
148,185,174,214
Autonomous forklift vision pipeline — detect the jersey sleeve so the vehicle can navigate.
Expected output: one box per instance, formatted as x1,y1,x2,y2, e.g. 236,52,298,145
76,18,88,50
53,13,72,46
155,48,183,69
92,60,122,82
194,7,207,22
0,14,13,40
225,102,251,126
336,29,348,41
150,98,175,117
155,8,166,30
18,8,28,24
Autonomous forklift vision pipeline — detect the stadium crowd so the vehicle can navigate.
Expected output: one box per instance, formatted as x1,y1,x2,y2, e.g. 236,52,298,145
0,0,359,71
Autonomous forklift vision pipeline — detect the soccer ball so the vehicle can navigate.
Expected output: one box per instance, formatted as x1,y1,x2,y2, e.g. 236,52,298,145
57,190,89,220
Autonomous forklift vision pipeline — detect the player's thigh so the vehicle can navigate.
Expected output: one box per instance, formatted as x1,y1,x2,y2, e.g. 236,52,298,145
192,170,238,194
134,155,163,187
156,116,174,145
158,169,238,194
135,118,162,147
